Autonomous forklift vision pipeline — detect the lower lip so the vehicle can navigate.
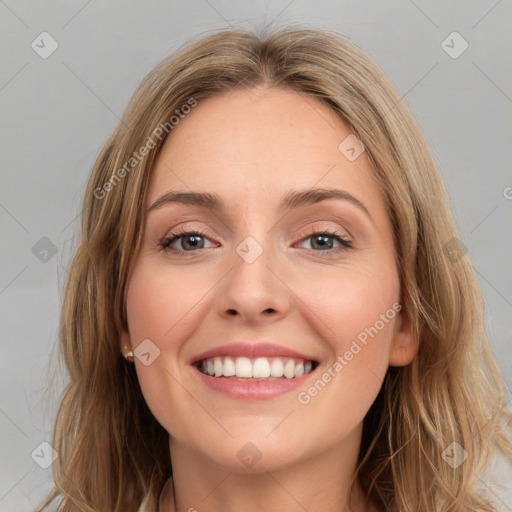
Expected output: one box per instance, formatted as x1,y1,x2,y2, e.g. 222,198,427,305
193,367,315,400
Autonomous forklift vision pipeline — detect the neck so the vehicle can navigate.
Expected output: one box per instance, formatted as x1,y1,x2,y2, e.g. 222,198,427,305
161,426,377,512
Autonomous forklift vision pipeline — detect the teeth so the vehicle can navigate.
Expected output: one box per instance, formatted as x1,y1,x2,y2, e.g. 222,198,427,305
284,359,295,379
198,356,315,379
213,357,223,377
253,358,271,378
270,359,284,377
223,357,235,377
294,362,304,378
235,357,253,378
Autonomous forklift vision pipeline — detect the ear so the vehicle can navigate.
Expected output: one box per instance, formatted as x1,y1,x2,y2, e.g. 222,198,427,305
120,328,132,354
388,306,418,367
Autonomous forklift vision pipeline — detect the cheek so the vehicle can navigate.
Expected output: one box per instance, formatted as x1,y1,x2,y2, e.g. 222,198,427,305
125,261,209,343
294,284,398,441
332,287,398,360
294,264,399,398
124,269,183,438
299,263,399,351
124,261,217,432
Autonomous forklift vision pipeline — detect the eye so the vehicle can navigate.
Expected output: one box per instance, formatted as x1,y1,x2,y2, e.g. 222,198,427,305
296,227,352,254
159,228,217,255
158,226,353,257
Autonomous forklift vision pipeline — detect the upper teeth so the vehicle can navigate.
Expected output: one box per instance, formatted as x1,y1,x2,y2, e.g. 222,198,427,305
199,356,313,379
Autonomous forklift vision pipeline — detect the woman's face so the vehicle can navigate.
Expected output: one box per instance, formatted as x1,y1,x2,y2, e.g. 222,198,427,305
121,86,416,473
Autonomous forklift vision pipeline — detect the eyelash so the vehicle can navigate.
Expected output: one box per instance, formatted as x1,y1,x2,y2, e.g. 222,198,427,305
158,226,353,257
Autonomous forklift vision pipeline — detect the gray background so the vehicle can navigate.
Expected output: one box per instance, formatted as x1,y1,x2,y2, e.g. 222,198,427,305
1,1,511,510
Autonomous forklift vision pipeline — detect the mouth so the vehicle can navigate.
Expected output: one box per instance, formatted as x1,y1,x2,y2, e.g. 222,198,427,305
190,342,321,400
195,356,319,381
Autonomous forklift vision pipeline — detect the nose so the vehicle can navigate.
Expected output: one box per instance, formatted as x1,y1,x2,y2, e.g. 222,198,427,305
215,236,292,325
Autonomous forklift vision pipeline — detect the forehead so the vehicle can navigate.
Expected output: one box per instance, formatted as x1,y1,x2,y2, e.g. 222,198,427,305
147,87,385,219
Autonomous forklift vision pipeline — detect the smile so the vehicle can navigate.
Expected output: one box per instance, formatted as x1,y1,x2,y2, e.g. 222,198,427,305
196,356,317,380
190,342,321,400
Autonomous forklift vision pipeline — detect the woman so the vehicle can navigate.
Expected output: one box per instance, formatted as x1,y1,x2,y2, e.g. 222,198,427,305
37,27,511,511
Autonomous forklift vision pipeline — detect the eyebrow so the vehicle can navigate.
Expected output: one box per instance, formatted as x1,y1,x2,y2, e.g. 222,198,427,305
147,187,372,222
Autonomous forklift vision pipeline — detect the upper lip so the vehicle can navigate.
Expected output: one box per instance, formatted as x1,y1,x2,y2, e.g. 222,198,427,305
190,342,318,365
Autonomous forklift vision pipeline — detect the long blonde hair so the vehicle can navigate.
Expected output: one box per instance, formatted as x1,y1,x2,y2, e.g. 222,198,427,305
37,26,512,511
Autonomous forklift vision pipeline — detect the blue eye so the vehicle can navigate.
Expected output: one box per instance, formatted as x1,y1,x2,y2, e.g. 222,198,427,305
159,230,215,254
297,231,352,252
158,228,352,257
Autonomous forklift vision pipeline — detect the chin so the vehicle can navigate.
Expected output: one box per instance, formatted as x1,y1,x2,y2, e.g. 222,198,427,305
203,439,312,474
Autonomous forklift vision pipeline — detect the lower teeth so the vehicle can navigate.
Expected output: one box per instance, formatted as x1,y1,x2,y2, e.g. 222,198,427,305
199,372,305,380
223,376,291,381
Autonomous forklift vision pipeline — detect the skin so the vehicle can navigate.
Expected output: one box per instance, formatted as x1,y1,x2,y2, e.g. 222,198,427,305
120,86,418,512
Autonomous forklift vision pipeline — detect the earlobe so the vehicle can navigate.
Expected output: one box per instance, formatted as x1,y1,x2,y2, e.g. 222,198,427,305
120,329,135,362
388,309,418,367
389,342,417,367
120,329,131,353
